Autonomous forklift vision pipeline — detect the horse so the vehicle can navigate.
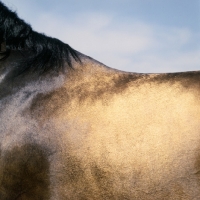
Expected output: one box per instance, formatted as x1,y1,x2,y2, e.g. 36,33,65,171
1,2,200,200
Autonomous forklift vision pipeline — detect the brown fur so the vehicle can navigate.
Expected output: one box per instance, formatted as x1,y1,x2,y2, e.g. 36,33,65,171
1,56,200,199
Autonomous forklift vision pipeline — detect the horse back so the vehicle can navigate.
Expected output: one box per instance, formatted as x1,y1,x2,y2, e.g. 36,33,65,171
1,61,199,199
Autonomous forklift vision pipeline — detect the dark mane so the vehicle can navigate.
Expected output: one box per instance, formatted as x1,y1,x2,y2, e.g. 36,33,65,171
0,2,80,74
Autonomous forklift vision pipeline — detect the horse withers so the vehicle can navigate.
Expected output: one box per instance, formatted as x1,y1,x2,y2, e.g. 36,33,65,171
0,2,200,200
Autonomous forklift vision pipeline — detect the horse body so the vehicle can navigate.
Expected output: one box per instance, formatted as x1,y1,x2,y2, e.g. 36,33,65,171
46,62,200,200
0,2,200,199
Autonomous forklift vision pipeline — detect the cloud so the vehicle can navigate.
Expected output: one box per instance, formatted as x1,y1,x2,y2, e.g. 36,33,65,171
5,3,199,73
33,12,199,73
131,50,200,73
32,13,154,65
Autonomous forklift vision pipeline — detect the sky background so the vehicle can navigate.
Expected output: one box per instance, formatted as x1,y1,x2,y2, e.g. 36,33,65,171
2,0,200,73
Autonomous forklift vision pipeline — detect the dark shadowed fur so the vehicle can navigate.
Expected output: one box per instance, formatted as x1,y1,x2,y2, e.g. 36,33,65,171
0,1,80,75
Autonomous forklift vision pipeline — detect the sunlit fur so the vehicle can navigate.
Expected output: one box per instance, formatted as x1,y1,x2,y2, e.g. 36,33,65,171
1,2,200,200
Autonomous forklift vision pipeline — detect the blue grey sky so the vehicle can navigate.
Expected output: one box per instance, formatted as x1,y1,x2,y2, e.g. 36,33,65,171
2,0,200,73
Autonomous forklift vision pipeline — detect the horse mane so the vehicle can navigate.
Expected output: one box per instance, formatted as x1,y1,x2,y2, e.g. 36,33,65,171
0,2,80,74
